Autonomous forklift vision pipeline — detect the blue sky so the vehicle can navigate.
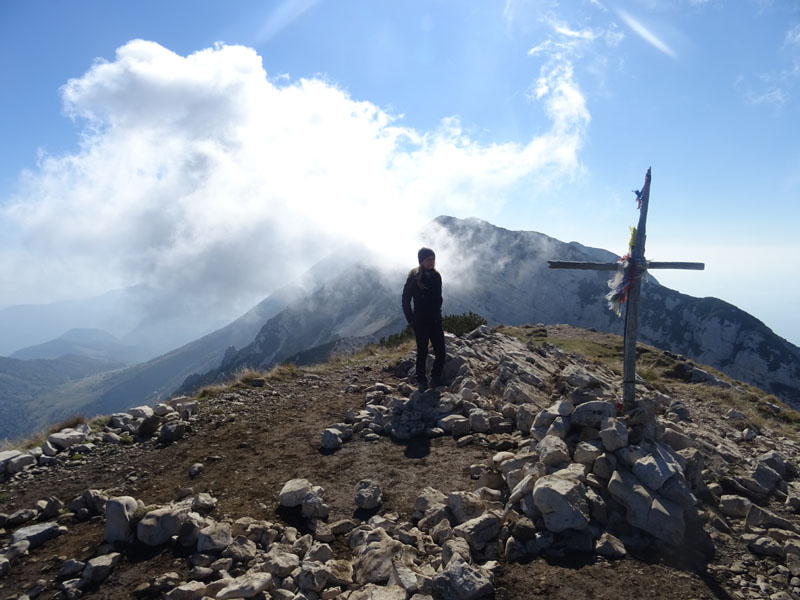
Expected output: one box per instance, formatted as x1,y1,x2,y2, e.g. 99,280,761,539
1,0,799,346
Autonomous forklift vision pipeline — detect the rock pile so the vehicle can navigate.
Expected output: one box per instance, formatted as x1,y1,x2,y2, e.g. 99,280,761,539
2,324,800,599
315,326,800,598
0,397,199,483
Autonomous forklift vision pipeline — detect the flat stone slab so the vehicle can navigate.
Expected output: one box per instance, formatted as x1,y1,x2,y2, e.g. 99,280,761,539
11,522,62,549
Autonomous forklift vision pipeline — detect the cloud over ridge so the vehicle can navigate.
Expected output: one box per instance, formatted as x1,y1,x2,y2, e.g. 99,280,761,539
2,39,590,324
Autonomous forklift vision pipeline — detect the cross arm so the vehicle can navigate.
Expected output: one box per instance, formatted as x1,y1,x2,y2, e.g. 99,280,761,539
547,260,704,271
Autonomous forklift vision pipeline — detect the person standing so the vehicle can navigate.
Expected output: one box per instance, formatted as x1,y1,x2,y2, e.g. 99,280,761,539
402,247,446,391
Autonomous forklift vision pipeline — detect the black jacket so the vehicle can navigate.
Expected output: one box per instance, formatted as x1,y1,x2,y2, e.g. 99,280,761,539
402,268,442,325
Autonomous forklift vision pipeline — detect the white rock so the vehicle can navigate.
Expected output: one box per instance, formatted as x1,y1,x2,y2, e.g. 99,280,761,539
216,572,274,599
104,496,139,543
128,405,154,419
453,512,503,550
6,453,36,474
433,555,493,600
83,552,121,583
47,429,86,451
573,440,603,466
137,506,190,546
532,475,590,532
355,479,383,510
571,401,616,428
279,479,313,507
197,521,232,553
536,435,570,467
261,545,300,577
599,417,628,452
10,522,62,549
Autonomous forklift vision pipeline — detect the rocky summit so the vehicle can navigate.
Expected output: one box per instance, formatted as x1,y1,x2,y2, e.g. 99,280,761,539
1,324,799,600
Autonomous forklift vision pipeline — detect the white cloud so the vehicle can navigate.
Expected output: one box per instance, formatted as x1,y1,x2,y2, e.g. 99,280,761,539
1,39,590,324
617,10,677,59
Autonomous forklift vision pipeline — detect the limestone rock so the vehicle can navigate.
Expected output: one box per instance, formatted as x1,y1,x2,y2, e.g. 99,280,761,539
197,521,232,553
433,555,493,600
262,545,301,577
222,536,257,562
104,496,139,543
448,491,486,524
532,475,590,533
599,417,628,452
571,401,616,429
279,478,313,507
453,512,503,551
83,552,121,583
216,572,274,599
10,522,62,549
47,428,87,451
355,479,383,510
165,581,207,600
137,506,189,546
536,435,570,467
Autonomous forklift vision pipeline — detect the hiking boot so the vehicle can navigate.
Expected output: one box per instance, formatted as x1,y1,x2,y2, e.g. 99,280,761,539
430,376,443,389
417,380,429,392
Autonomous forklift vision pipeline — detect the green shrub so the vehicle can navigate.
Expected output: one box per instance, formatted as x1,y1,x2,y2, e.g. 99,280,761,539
380,312,488,346
442,312,488,336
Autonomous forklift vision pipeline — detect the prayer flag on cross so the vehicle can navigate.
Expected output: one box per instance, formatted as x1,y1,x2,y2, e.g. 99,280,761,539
548,168,705,420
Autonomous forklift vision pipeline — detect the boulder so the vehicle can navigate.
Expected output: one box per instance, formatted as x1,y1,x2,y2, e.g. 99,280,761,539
536,435,570,467
6,453,36,474
355,479,383,510
571,401,616,428
599,417,628,452
0,450,22,473
104,496,139,543
137,506,190,546
448,491,486,524
297,562,329,592
453,512,503,551
532,475,590,533
83,552,121,583
321,428,343,450
262,545,300,577
573,440,603,466
10,522,62,549
47,428,86,451
128,405,154,419
302,488,330,519
353,528,416,584
165,581,207,600
279,479,313,507
216,572,274,599
158,420,190,444
197,521,232,553
433,555,494,600
221,536,257,562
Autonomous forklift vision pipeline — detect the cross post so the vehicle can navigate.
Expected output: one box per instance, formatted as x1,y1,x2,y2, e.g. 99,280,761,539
548,168,704,428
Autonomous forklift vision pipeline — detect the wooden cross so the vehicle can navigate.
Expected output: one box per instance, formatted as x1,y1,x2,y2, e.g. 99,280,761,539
548,168,704,416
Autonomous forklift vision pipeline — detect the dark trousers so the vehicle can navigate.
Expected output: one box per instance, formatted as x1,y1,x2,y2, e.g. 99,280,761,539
414,319,445,383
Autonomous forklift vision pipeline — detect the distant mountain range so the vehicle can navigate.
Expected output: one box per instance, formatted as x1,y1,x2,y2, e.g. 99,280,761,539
184,217,800,406
2,216,798,441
